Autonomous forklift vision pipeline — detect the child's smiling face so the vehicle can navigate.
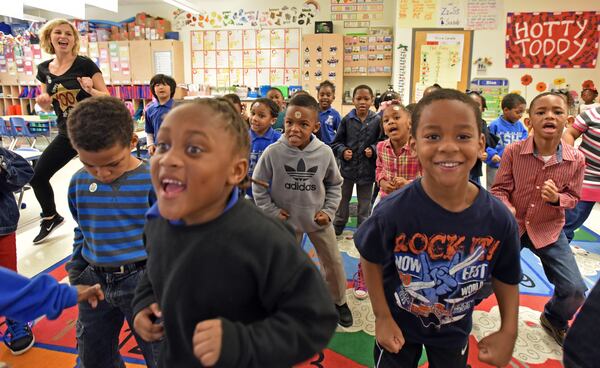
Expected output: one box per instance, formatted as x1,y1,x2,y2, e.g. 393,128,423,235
151,103,247,224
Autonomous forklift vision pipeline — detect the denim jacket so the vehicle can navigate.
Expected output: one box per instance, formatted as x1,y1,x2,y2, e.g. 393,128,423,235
331,109,382,184
0,148,34,235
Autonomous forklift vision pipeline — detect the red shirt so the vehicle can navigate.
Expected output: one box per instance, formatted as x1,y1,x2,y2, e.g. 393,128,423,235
375,139,421,198
491,136,585,249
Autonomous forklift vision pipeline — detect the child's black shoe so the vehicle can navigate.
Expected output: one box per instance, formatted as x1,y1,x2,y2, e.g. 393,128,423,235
336,303,353,327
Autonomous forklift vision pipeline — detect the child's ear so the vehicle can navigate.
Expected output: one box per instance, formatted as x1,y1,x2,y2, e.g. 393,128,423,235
566,115,575,127
408,135,417,154
313,121,321,134
130,134,139,150
523,117,531,129
227,156,248,186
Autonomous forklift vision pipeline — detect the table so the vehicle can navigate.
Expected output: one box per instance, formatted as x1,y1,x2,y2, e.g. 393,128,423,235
1,115,56,123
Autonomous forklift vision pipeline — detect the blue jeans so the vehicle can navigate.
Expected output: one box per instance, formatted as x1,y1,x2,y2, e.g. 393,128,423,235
521,232,587,329
564,200,596,243
73,265,161,368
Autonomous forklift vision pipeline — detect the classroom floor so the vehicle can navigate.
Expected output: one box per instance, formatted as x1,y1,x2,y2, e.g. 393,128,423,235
1,155,599,367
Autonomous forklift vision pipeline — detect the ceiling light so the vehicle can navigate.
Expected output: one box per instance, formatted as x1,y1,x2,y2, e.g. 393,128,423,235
162,0,200,14
21,13,47,22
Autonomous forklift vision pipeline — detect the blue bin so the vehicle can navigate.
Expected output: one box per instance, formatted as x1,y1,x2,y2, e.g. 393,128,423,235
259,85,271,97
288,85,302,95
165,32,179,40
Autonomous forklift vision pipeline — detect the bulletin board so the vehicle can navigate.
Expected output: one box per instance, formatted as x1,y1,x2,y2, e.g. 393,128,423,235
410,29,473,103
190,28,301,88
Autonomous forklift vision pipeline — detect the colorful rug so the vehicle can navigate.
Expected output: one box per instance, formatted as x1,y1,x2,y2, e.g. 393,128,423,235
2,222,599,368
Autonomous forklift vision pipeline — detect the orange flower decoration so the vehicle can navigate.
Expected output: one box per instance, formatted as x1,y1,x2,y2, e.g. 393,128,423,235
521,74,533,86
582,80,596,90
536,82,547,92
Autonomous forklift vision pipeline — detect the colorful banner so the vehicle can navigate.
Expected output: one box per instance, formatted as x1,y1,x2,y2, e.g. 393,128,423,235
505,11,600,68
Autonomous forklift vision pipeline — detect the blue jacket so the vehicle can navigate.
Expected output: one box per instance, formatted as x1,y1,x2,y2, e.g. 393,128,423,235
0,148,34,235
331,109,381,184
0,266,77,321
319,108,341,145
247,127,281,197
485,115,528,169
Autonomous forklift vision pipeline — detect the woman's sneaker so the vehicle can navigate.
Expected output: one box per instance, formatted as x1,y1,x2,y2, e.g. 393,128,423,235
352,263,368,300
3,319,35,355
33,214,64,244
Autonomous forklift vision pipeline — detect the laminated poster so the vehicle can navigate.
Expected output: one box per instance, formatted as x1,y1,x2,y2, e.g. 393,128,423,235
258,29,271,49
192,51,204,69
204,69,217,86
244,69,257,88
230,68,242,85
216,69,229,87
398,0,437,28
270,49,285,68
243,50,257,68
191,31,204,50
270,29,285,48
285,29,300,48
257,68,270,85
204,51,217,68
257,50,270,68
204,31,216,51
270,69,284,86
285,49,299,68
243,30,256,48
216,51,229,68
216,31,229,50
229,50,243,68
228,30,243,49
192,69,204,85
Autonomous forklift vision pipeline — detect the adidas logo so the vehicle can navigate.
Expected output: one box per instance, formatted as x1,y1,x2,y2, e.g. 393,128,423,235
285,159,317,182
284,159,318,191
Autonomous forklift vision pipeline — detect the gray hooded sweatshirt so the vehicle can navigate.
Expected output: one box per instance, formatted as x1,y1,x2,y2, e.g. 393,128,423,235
252,135,342,233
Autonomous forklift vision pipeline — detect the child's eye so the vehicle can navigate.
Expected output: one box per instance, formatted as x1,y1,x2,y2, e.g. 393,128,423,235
424,134,440,140
186,145,203,155
302,123,309,128
457,134,472,140
155,142,170,153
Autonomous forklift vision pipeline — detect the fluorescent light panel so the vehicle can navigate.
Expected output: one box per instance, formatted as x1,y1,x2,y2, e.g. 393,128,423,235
0,0,24,19
85,0,118,13
23,0,85,19
163,0,200,14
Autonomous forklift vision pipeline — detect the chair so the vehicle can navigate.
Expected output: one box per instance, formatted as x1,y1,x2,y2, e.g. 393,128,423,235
27,119,52,145
8,117,36,149
0,117,16,149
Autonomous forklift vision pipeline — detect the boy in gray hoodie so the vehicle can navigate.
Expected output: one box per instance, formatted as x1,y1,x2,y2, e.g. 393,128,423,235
252,94,353,328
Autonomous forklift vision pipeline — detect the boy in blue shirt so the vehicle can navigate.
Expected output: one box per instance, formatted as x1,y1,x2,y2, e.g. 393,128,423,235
317,80,341,145
145,74,176,155
66,96,160,368
485,93,528,189
355,89,521,368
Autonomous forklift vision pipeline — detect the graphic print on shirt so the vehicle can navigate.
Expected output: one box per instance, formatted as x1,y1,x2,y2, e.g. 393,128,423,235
325,115,334,128
498,131,524,146
51,83,81,118
393,232,500,328
284,159,318,191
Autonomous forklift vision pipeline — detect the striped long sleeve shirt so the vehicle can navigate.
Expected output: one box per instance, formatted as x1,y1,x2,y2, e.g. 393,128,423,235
491,137,585,249
66,162,153,281
572,106,600,202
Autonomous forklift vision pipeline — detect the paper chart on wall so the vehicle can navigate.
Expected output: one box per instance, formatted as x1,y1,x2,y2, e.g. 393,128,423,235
109,43,120,72
466,0,498,30
243,50,257,68
228,30,243,49
244,69,257,87
285,29,300,48
258,30,270,49
119,45,130,75
426,33,464,80
204,51,217,68
270,69,284,86
229,51,243,68
230,69,242,85
216,51,229,68
192,51,204,69
257,50,270,68
88,43,99,64
192,69,204,85
257,68,270,85
270,29,285,48
204,69,217,86
285,69,299,85
285,49,299,68
216,31,229,50
243,30,256,48
419,44,461,86
438,0,464,27
397,0,437,27
216,69,229,87
270,49,284,68
191,31,204,50
204,31,216,51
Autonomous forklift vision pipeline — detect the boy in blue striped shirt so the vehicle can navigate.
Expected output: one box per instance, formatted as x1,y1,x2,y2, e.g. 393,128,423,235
65,96,160,368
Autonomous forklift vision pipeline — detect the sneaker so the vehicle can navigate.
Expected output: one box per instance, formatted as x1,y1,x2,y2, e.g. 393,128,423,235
353,263,368,300
335,303,353,327
540,314,567,346
3,319,35,355
334,225,344,236
33,214,64,244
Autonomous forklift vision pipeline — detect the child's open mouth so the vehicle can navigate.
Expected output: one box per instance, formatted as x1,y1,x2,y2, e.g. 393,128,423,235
542,122,557,133
161,178,186,198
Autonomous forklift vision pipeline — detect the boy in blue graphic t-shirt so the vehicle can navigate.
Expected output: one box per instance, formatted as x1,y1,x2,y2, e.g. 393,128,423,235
355,89,521,368
485,93,528,189
317,80,341,145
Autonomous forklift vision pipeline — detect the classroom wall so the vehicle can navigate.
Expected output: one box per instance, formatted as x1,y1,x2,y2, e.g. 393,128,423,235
394,0,600,105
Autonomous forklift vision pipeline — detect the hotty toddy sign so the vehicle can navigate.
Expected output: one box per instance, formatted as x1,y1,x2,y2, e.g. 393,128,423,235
506,11,599,68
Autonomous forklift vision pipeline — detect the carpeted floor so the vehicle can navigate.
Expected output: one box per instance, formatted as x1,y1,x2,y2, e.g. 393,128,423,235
2,214,599,367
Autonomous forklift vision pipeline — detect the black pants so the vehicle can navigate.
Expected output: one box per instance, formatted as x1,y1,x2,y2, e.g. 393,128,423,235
30,133,77,217
374,340,469,368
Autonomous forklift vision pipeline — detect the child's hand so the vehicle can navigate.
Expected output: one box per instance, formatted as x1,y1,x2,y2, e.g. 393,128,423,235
148,145,156,156
364,147,373,158
133,303,164,342
379,179,396,194
375,315,405,353
480,151,488,161
193,319,223,367
278,209,290,221
392,176,409,188
491,154,501,163
478,329,517,367
77,77,94,94
343,149,353,161
541,179,559,204
76,284,104,308
314,211,330,226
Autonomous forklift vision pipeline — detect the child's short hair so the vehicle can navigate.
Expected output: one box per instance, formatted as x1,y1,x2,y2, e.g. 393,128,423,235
150,74,177,100
287,93,319,115
501,93,527,110
405,103,417,114
67,96,133,151
353,84,373,98
528,91,568,111
250,98,280,118
222,93,242,107
411,89,481,137
466,90,487,110
317,80,336,93
581,88,599,98
267,87,284,98
290,90,310,99
376,90,401,110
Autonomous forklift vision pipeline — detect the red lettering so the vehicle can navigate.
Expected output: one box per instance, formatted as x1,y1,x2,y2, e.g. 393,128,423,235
428,234,446,260
394,233,408,252
409,233,428,254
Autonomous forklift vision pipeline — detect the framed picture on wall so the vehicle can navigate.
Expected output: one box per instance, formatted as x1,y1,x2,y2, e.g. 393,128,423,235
315,21,333,34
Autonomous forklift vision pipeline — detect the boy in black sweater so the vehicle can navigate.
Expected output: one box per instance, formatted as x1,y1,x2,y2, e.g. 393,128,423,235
132,98,338,367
